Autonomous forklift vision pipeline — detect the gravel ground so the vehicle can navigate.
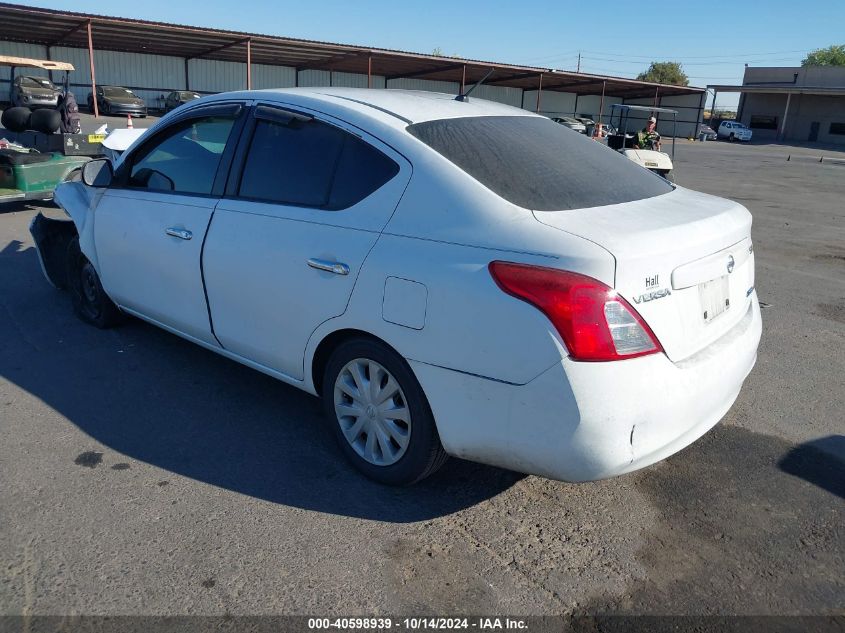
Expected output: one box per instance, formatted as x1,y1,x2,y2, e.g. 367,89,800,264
0,138,842,617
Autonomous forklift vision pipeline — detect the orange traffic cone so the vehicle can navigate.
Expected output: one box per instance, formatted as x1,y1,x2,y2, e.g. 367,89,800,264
126,114,133,129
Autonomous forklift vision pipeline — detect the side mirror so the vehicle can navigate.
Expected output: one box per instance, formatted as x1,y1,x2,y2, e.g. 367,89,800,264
81,159,113,188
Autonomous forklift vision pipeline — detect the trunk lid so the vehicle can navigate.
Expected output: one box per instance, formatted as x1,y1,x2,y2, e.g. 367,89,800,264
533,186,755,362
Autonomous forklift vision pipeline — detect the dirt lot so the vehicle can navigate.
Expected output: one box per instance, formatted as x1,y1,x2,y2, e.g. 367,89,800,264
0,139,842,617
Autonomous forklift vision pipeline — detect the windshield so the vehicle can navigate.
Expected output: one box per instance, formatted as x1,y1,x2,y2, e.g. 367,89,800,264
179,92,201,99
104,87,136,97
20,76,56,90
407,116,672,211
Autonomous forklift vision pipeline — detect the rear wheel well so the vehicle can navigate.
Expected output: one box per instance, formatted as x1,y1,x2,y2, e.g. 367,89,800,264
311,329,397,396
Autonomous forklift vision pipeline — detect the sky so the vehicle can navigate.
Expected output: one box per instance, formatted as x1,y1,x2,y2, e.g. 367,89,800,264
27,0,845,109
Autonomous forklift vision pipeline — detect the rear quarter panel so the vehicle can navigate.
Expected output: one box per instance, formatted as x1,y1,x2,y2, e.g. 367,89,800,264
304,158,617,387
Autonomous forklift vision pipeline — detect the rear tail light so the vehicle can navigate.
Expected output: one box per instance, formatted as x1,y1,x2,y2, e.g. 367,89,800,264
488,261,663,362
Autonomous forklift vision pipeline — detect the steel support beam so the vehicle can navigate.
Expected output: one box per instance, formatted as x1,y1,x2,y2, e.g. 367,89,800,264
367,54,372,88
87,20,98,118
598,80,606,128
535,73,543,113
246,38,252,89
780,92,792,141
695,91,705,136
710,89,718,126
45,45,53,83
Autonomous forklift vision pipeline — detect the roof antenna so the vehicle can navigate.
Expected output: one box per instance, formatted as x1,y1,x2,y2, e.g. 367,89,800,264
456,68,496,102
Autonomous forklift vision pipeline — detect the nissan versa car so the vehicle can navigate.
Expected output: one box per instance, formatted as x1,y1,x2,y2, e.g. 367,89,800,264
87,85,147,117
31,88,761,485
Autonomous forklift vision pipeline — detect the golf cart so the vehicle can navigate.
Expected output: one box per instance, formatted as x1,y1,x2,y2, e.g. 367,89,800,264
1,55,95,205
607,104,677,182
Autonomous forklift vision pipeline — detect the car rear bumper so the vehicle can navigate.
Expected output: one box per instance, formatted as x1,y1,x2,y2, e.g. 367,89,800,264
412,293,762,482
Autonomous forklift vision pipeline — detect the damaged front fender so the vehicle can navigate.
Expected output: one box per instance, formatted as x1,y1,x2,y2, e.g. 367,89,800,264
30,179,106,289
29,213,76,289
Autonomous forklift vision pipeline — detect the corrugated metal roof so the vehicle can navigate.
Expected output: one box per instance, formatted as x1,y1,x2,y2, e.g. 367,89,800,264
0,2,704,99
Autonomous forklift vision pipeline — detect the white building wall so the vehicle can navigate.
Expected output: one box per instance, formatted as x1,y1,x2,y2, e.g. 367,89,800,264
297,69,330,87
251,63,296,89
469,84,522,107
574,94,623,120
525,90,576,117
188,58,247,93
330,71,386,89
386,77,459,94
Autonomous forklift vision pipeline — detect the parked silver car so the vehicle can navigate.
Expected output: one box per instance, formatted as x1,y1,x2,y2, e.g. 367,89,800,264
11,75,61,108
551,116,587,134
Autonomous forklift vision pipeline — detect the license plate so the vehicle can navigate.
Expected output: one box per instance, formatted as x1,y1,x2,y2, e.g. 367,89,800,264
699,275,730,323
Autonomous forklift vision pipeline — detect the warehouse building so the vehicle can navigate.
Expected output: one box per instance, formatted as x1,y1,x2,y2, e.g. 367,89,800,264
710,66,845,145
0,2,706,136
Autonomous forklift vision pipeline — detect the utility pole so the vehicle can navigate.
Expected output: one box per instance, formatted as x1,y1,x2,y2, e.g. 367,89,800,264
577,51,581,73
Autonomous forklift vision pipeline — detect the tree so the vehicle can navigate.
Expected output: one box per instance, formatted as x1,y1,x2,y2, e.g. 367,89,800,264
431,47,444,57
802,45,845,66
636,61,689,86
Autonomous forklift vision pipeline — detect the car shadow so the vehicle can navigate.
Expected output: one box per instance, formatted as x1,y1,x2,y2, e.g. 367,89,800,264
0,242,523,522
0,200,53,215
778,435,845,499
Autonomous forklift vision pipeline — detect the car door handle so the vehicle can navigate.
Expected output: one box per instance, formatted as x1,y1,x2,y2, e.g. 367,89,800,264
165,228,192,240
307,258,350,276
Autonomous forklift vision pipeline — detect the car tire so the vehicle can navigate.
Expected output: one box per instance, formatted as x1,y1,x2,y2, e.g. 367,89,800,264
66,237,123,329
729,133,735,143
322,338,448,485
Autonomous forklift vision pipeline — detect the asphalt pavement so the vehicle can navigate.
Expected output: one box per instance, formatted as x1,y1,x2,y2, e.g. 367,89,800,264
0,139,842,617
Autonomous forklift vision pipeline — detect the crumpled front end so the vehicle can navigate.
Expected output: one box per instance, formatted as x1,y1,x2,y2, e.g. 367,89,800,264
30,177,105,289
29,212,76,289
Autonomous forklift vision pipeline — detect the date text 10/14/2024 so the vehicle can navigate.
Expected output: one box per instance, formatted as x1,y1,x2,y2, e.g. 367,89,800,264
308,618,529,630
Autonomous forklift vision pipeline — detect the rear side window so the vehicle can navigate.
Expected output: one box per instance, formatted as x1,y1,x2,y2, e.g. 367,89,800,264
238,117,399,210
407,116,671,211
329,135,400,209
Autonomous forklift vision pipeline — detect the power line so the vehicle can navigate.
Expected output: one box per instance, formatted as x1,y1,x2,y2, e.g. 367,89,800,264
581,55,803,66
578,48,809,60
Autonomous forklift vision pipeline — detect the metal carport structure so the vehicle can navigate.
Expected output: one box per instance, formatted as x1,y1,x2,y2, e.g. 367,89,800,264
0,1,704,127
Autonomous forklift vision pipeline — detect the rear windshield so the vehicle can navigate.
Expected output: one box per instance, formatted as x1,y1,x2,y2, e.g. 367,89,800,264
407,115,672,211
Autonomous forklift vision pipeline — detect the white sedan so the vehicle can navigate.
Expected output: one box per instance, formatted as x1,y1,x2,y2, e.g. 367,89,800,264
31,88,761,485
